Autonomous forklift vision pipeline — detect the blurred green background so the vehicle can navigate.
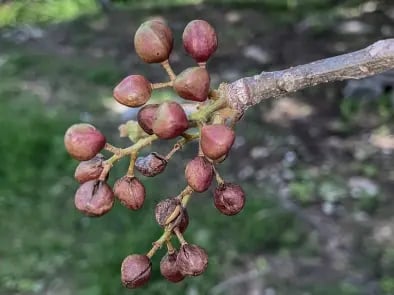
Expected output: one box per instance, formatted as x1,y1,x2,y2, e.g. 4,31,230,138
1,0,394,294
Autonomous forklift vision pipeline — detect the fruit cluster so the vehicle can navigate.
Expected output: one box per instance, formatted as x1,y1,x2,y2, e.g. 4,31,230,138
64,19,245,288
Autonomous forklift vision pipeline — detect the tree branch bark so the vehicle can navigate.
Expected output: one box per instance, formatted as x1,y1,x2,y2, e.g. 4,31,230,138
222,39,394,112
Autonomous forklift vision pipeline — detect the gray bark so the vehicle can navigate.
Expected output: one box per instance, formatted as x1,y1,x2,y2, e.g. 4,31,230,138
222,39,394,112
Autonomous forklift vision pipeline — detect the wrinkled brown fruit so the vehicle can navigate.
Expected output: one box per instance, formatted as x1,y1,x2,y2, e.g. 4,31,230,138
152,102,189,139
74,154,104,183
74,180,114,216
160,251,185,283
214,183,245,215
113,75,152,107
137,104,159,135
135,153,167,177
121,254,152,288
134,20,173,63
200,124,235,160
64,123,106,161
173,67,210,102
185,156,213,192
155,198,188,233
176,244,208,276
114,176,146,210
182,20,217,63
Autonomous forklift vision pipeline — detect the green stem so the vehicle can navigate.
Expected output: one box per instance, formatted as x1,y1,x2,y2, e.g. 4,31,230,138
189,98,227,122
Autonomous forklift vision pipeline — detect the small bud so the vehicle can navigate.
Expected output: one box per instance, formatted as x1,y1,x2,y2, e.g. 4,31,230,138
214,183,245,216
74,154,104,183
182,20,218,63
160,251,185,283
200,124,235,160
152,102,189,139
114,176,146,210
74,180,114,217
135,153,167,177
113,75,152,107
64,123,106,161
173,67,210,102
185,156,213,192
121,254,152,288
134,20,173,63
176,244,208,276
155,198,188,233
137,104,159,135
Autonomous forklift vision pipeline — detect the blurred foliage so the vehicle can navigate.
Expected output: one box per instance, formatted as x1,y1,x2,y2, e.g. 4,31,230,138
0,0,366,27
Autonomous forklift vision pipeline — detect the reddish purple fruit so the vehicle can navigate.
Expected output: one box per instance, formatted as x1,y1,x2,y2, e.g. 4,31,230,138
135,153,167,177
64,123,106,161
214,183,245,216
134,20,173,63
200,124,235,160
185,156,213,192
176,244,208,276
160,251,185,283
121,254,152,289
114,176,146,210
74,154,104,183
173,67,210,102
155,198,188,233
137,104,159,135
113,75,152,107
152,102,189,139
182,20,218,63
74,180,114,217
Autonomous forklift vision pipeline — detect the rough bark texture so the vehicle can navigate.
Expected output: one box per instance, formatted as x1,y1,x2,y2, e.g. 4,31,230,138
222,39,394,112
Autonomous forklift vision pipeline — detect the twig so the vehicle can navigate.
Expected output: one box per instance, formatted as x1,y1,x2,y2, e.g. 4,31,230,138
222,39,394,112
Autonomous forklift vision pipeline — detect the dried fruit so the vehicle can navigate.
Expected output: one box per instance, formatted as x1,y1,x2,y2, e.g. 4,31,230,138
137,104,159,135
134,20,173,63
160,251,185,283
135,153,167,177
74,180,114,216
173,67,210,102
182,20,218,63
74,154,104,183
176,244,208,276
214,183,245,215
200,124,235,160
185,156,213,192
113,75,152,107
155,198,188,233
121,254,152,288
152,102,189,139
114,176,146,210
64,123,106,161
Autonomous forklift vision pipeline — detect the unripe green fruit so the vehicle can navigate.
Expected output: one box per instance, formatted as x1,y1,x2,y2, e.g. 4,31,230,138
200,124,235,160
114,176,146,210
152,102,189,139
173,67,210,102
121,254,152,289
113,75,152,107
137,104,159,135
74,180,114,217
182,20,218,63
64,123,106,161
134,20,173,63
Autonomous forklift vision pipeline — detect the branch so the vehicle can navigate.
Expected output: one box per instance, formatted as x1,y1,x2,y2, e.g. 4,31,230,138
222,39,394,112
